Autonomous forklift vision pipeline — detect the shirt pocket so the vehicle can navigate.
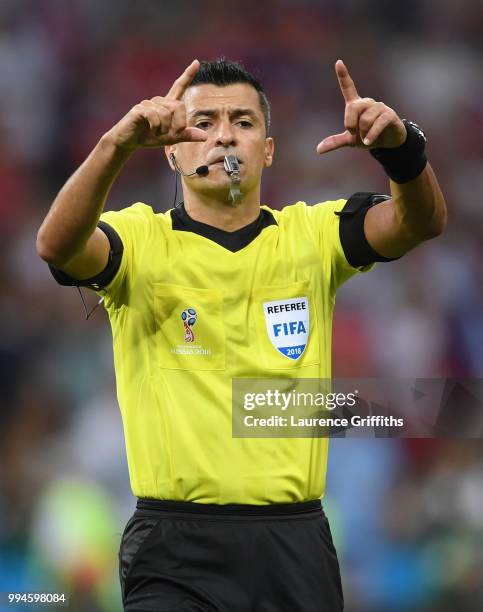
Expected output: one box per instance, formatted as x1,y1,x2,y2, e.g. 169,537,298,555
153,283,225,370
251,280,320,370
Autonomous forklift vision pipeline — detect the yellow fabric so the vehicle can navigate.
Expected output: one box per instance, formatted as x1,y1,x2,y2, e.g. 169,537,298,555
95,200,373,504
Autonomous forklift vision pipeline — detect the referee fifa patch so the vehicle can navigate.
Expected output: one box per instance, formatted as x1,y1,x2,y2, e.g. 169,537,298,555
263,297,309,360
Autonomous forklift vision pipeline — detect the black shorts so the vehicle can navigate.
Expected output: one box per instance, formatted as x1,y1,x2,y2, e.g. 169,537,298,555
119,498,344,612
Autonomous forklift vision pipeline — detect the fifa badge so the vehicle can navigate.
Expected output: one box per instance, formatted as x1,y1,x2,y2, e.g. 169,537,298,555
181,308,197,343
262,297,309,360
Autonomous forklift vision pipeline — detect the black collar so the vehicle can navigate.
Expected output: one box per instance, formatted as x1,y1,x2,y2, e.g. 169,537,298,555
171,202,277,252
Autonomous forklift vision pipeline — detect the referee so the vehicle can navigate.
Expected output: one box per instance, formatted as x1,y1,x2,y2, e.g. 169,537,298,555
36,58,446,611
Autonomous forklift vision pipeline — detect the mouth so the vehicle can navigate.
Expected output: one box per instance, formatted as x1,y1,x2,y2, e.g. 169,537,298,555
209,155,243,166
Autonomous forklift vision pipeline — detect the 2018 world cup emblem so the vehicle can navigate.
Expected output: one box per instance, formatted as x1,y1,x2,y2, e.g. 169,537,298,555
181,308,197,342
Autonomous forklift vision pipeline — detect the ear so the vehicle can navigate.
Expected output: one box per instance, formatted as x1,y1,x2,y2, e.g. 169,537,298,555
165,145,176,171
264,137,274,168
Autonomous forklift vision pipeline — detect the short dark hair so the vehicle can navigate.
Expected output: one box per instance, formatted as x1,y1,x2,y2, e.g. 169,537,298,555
188,57,271,135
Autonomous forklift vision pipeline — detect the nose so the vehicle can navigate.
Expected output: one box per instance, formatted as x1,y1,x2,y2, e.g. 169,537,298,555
215,120,236,147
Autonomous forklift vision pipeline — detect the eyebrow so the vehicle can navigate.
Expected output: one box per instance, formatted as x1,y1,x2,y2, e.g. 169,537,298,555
189,108,258,121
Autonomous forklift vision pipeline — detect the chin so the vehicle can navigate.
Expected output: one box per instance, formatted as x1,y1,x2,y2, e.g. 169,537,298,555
199,181,245,199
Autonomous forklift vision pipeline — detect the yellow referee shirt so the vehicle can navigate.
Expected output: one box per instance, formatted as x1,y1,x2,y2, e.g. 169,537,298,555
74,198,375,505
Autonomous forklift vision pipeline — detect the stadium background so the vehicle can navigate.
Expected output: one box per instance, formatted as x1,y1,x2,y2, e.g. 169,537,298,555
0,0,482,610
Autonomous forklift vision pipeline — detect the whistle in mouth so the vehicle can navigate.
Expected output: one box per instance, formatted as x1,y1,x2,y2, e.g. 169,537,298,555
223,155,242,205
223,155,241,178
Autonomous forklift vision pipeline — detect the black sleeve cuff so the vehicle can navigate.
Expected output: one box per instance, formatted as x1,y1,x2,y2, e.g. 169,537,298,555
48,221,124,290
335,192,401,268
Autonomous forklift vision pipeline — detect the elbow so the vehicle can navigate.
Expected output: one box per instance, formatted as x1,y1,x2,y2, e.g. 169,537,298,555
406,200,448,242
426,190,448,239
431,219,446,238
36,230,52,262
420,216,446,241
412,218,446,243
398,213,446,248
426,202,448,239
36,230,67,267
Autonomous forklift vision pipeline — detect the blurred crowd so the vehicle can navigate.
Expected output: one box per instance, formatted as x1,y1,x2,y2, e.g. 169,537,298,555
0,0,481,610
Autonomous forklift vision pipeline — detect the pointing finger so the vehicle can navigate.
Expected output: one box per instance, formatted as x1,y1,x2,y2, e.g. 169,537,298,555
166,59,200,100
335,59,359,103
170,102,187,135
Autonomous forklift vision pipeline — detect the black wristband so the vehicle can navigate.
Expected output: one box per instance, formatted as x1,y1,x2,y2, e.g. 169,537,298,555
369,119,427,184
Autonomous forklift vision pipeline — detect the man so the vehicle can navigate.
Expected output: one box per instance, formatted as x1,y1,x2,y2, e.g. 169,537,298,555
37,57,446,611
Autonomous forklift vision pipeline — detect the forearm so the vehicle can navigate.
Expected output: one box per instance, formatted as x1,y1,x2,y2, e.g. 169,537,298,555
36,132,133,263
389,162,447,241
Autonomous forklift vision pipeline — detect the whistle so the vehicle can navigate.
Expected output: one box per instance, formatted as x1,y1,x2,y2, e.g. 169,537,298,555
223,155,242,205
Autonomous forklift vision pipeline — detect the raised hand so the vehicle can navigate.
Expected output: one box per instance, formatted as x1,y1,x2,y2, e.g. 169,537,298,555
108,60,208,151
316,60,407,155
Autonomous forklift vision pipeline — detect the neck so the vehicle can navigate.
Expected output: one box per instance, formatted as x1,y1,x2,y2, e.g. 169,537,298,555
182,185,261,232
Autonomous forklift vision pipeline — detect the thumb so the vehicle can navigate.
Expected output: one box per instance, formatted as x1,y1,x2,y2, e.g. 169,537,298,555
316,130,354,154
175,127,208,143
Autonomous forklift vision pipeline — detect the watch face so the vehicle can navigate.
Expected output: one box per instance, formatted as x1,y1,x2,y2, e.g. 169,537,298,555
405,120,427,142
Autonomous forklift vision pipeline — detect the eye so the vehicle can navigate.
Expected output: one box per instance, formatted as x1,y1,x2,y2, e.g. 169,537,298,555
238,121,253,128
196,121,211,129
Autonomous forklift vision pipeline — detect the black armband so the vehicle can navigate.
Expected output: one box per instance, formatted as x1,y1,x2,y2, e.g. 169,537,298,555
369,119,427,184
48,221,123,290
335,192,401,267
